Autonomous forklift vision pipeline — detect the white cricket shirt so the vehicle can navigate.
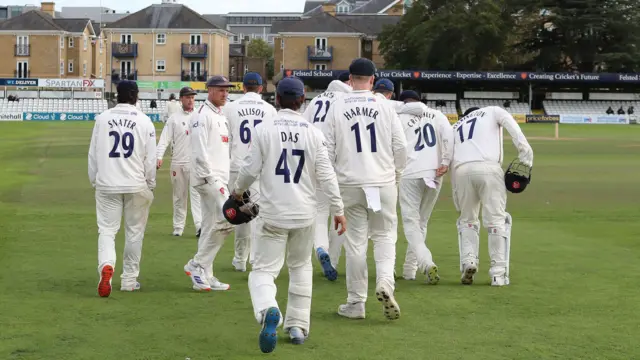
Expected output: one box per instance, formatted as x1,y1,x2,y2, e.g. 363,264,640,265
224,92,278,173
452,106,533,168
235,109,344,229
190,100,231,186
163,100,182,123
302,80,352,136
156,109,194,165
88,103,157,193
397,102,454,179
325,89,408,187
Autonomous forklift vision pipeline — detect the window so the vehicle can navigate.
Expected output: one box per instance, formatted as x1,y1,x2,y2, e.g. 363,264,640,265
120,60,132,76
315,37,327,50
238,33,244,43
280,63,284,71
315,64,327,70
190,61,202,75
83,35,88,50
190,34,202,45
83,62,87,76
60,60,64,75
68,60,73,73
17,61,28,78
244,64,249,75
99,63,103,77
69,37,74,47
267,35,275,44
337,3,350,13
280,38,284,49
120,34,132,44
16,35,29,56
232,34,239,44
156,60,166,72
60,36,64,48
99,38,103,53
156,33,166,44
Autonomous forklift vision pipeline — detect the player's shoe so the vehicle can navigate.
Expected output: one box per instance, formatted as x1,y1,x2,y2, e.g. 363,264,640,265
288,327,306,345
461,262,478,285
375,283,400,320
172,228,183,237
259,307,281,353
232,259,247,272
403,269,416,280
316,248,337,281
97,264,114,297
184,260,211,291
207,276,230,291
121,282,141,292
196,228,201,238
491,274,509,287
337,302,365,319
425,264,440,285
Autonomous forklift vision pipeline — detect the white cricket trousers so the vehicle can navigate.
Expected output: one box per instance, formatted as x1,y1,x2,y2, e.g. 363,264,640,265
96,189,153,285
341,185,397,304
399,178,442,276
249,219,315,334
453,161,508,276
228,171,258,265
170,163,202,232
313,188,345,266
191,180,233,277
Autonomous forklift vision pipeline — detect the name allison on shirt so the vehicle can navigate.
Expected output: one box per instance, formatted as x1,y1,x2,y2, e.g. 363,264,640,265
237,107,266,119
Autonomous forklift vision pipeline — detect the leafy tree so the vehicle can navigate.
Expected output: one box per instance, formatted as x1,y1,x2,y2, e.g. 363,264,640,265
379,0,517,70
247,38,272,59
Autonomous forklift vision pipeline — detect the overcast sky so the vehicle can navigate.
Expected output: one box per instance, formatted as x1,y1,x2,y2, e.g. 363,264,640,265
0,0,308,14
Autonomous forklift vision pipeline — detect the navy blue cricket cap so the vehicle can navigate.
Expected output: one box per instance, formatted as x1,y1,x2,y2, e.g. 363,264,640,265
179,86,197,97
206,75,234,87
399,90,420,102
338,71,350,82
243,72,263,86
349,58,376,76
117,80,138,94
374,79,394,92
277,76,305,97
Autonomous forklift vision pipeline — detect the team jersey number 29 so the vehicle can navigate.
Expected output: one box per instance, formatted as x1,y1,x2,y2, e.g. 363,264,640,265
109,131,134,158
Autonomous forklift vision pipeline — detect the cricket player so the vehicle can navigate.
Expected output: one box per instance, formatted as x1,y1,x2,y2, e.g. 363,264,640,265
302,71,351,281
183,75,236,292
373,78,394,100
395,90,453,283
452,106,533,286
232,76,346,352
88,80,156,297
163,93,182,123
156,87,202,237
324,58,407,320
224,72,277,272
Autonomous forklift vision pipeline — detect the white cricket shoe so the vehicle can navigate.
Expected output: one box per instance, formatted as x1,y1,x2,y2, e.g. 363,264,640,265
491,274,509,287
232,259,247,272
403,270,416,280
425,264,440,285
337,302,365,319
461,262,478,285
207,276,230,291
121,282,141,292
172,228,183,237
184,260,211,291
375,283,400,320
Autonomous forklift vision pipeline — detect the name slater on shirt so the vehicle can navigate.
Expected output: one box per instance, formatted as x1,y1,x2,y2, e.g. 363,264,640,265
343,107,379,121
108,118,136,130
237,107,266,119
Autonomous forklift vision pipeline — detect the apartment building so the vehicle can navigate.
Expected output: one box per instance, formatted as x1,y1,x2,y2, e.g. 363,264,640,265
0,2,98,80
203,13,302,46
102,1,231,90
302,0,409,16
272,3,401,76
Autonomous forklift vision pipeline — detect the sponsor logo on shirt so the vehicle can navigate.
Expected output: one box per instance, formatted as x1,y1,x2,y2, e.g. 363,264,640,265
221,135,229,143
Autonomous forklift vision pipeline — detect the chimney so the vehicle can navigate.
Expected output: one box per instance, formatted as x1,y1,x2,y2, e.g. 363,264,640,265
40,2,55,17
322,2,336,16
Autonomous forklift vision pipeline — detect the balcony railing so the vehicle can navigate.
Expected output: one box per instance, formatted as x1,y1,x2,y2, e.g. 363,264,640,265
15,44,30,56
111,42,138,57
111,69,138,82
14,69,30,78
181,43,208,58
307,46,333,61
181,70,208,82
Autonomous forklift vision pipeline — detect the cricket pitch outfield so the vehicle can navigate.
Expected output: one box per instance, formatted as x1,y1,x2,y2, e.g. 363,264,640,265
0,122,638,359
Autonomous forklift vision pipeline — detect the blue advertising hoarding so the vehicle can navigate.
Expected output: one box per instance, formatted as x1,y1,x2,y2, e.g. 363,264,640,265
22,112,162,122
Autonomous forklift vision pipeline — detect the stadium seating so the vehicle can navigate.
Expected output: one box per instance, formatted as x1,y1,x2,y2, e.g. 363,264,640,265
139,100,205,114
425,100,457,115
0,98,108,113
543,100,640,115
459,99,532,115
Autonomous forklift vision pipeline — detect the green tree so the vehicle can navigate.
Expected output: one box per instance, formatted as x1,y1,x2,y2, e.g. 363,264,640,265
379,0,517,70
515,0,640,72
247,38,272,59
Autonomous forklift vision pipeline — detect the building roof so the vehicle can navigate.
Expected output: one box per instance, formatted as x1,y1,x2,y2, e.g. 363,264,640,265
104,3,220,29
272,11,399,35
203,14,227,28
351,0,399,14
53,18,92,33
0,10,83,32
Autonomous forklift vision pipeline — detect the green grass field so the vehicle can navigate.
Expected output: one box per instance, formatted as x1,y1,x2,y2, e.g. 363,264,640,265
1,121,639,360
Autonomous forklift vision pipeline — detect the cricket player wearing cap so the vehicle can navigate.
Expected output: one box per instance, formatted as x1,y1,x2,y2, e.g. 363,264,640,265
224,72,277,272
395,90,453,283
232,76,346,353
324,58,407,320
163,93,182,123
183,75,236,292
373,79,395,100
88,80,156,297
452,106,533,286
156,87,202,237
302,71,352,281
